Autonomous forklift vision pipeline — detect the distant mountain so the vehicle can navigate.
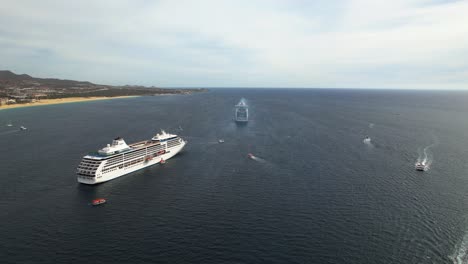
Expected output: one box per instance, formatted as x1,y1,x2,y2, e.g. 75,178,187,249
0,70,95,88
0,70,206,99
0,70,33,80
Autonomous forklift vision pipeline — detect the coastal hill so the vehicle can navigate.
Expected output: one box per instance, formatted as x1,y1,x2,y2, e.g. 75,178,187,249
0,70,206,100
0,70,34,80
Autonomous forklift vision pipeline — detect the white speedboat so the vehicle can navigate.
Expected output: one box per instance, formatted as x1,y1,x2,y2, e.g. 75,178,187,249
415,162,427,171
20,126,27,130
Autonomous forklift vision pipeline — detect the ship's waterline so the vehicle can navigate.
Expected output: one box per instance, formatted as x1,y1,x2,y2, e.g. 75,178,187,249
77,130,186,184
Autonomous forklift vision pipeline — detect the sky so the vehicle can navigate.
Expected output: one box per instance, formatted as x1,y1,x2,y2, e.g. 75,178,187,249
1,0,467,89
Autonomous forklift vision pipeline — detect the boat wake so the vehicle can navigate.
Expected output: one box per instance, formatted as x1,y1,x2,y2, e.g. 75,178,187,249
246,153,282,172
416,142,436,170
248,153,266,163
0,129,19,136
451,227,468,263
204,141,223,146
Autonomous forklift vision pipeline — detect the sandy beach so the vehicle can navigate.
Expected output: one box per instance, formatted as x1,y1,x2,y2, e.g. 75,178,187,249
0,96,138,110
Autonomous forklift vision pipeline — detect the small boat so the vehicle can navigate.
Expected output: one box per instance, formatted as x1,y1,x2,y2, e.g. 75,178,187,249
20,126,27,130
92,198,106,206
6,122,12,127
218,139,225,143
415,162,426,171
248,153,254,159
364,136,371,142
160,158,166,164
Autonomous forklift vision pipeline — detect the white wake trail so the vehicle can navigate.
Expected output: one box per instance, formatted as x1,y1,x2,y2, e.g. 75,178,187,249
451,224,468,264
422,144,434,166
0,130,19,136
251,155,266,163
416,135,439,169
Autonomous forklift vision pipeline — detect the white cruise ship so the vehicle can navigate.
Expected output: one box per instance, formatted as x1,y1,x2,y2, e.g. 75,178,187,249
77,130,186,184
235,99,248,122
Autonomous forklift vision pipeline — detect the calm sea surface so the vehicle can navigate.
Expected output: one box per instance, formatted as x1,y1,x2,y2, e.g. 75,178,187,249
2,89,468,263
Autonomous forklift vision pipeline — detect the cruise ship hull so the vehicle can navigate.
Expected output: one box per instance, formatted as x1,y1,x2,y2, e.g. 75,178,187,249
77,141,186,185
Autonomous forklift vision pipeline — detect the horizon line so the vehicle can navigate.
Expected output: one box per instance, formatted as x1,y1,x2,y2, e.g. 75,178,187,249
162,86,468,91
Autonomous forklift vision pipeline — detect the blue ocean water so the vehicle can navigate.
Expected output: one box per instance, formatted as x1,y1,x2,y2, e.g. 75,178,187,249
1,89,468,263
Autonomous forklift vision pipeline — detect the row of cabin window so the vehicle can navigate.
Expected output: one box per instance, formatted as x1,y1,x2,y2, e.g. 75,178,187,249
167,142,181,148
105,156,124,166
78,166,98,171
81,161,100,166
147,145,165,150
78,170,95,175
82,159,101,164
124,158,144,167
103,167,118,174
122,149,162,160
78,173,94,177
104,154,147,168
79,163,100,169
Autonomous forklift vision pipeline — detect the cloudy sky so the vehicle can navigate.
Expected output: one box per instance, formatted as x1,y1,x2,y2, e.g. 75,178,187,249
1,0,467,89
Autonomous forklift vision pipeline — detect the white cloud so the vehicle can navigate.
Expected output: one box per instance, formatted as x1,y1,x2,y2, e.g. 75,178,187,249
0,0,467,88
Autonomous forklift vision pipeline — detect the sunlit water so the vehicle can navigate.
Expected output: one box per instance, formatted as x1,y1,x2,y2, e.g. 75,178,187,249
2,89,468,263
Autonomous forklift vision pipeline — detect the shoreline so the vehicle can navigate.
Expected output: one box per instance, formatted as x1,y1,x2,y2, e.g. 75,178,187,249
0,96,139,110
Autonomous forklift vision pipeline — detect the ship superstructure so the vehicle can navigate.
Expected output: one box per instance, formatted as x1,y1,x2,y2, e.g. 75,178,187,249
77,130,186,184
235,99,249,122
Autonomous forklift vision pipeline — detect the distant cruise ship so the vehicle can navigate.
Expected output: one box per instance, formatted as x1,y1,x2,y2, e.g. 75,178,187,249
235,99,248,122
77,130,186,184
